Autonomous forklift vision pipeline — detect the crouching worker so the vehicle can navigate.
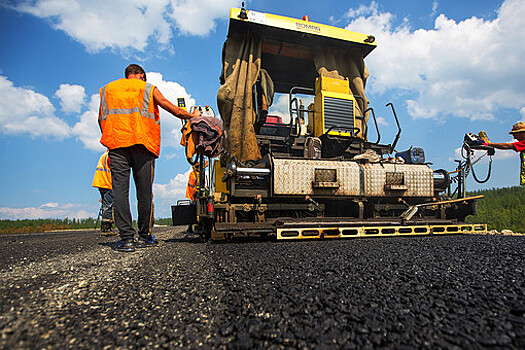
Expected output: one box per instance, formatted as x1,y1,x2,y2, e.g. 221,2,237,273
484,122,525,186
92,150,115,235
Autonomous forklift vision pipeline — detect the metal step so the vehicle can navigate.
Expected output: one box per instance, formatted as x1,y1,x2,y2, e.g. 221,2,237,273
212,219,487,240
276,222,487,240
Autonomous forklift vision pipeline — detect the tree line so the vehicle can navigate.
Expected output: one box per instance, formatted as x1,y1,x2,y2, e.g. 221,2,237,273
0,218,98,234
465,186,525,232
0,217,172,234
1,186,523,233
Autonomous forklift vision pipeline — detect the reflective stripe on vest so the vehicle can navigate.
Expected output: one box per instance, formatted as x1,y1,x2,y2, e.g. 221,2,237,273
99,83,159,125
186,171,199,200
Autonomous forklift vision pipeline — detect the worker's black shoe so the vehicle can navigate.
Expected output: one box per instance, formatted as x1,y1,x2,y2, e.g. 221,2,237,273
115,238,146,252
137,235,158,247
115,239,136,252
133,238,147,249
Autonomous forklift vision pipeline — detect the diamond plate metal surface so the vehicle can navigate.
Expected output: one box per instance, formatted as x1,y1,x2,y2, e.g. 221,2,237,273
362,163,433,197
273,159,360,195
273,159,433,197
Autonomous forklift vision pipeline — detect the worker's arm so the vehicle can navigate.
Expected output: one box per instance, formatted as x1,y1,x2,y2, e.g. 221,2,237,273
153,88,200,120
485,141,515,150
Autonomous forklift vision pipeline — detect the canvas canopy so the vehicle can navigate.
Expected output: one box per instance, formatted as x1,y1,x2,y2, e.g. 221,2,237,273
217,8,376,162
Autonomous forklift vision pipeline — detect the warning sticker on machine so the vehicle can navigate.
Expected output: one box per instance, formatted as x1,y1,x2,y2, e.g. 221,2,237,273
248,10,267,25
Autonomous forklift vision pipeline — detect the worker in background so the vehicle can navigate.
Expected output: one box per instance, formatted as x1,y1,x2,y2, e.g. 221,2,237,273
92,150,115,235
185,162,207,233
99,64,200,252
186,163,199,202
483,122,525,186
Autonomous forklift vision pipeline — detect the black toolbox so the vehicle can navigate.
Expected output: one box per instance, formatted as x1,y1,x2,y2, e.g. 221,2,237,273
171,200,197,226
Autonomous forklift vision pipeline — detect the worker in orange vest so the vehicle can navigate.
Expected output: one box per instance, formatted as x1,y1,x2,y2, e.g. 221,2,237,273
99,64,200,252
185,162,208,233
92,150,115,235
186,161,209,202
186,163,200,202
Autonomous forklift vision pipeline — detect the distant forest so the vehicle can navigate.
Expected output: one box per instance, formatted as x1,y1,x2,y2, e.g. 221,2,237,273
0,187,524,233
0,218,98,234
466,186,525,233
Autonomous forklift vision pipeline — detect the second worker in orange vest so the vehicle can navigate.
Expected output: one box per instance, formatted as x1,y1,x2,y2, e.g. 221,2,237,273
92,150,115,235
99,64,200,252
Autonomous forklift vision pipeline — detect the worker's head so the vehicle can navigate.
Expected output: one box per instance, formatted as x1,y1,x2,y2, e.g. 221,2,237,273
125,64,146,82
509,122,525,141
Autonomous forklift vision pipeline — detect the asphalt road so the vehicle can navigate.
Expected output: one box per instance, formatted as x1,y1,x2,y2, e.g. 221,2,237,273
1,228,525,349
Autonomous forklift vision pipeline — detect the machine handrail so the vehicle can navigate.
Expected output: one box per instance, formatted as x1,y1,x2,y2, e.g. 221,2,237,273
364,107,380,144
386,103,402,154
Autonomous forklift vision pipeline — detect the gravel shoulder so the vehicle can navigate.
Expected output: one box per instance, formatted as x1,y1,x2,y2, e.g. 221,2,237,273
1,229,525,349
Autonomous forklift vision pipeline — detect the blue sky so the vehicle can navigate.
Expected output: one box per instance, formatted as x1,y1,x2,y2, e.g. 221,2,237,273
1,0,524,220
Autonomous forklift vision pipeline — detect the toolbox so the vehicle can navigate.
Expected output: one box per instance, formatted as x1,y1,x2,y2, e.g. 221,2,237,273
171,200,197,226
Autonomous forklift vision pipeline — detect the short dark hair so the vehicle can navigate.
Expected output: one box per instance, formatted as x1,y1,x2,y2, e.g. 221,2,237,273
125,64,146,80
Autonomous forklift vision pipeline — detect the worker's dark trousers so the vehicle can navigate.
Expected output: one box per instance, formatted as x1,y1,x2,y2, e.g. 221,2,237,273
109,145,155,241
98,188,113,221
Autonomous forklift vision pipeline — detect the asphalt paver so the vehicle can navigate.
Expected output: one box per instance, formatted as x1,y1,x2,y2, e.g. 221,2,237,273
1,228,524,349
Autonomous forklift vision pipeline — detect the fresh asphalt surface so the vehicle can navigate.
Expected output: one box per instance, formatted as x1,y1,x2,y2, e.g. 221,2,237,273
1,227,525,349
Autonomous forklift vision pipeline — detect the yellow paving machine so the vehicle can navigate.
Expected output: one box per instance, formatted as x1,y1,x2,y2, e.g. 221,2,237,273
172,5,487,240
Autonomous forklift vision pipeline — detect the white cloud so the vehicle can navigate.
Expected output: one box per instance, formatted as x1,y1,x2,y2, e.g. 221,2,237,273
153,167,191,199
167,0,238,36
0,202,96,219
15,0,237,53
343,0,525,121
269,94,290,123
40,202,59,208
17,0,172,52
453,143,517,163
346,2,380,19
71,94,105,152
147,72,196,152
376,116,389,126
0,76,71,139
431,1,439,17
153,167,198,217
55,83,86,113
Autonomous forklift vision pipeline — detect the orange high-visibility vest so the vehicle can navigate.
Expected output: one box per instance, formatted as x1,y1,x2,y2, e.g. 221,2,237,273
99,78,161,157
186,170,198,200
92,150,112,189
